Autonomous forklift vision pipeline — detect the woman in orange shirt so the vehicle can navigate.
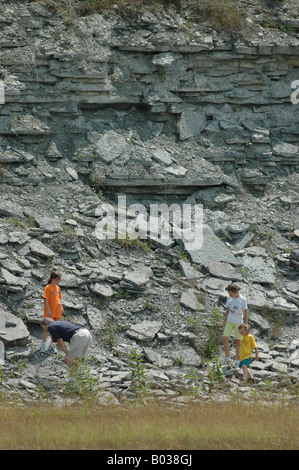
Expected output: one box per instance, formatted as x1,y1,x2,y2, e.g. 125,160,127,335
40,272,64,353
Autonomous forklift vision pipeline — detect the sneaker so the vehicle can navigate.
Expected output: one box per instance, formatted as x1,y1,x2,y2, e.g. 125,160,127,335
39,343,46,353
240,379,248,387
48,344,57,354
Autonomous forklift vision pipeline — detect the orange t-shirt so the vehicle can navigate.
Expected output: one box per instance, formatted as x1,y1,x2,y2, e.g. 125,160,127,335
43,284,63,319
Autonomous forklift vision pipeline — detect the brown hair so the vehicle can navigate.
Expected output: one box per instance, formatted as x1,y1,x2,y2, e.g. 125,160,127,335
226,284,240,293
238,323,250,333
47,271,61,285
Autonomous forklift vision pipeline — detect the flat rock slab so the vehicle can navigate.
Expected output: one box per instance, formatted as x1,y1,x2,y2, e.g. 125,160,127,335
126,320,162,342
123,264,153,287
28,239,55,258
0,310,29,346
91,282,114,298
1,268,28,288
34,216,63,233
183,224,237,266
240,255,276,284
178,259,200,279
180,288,200,311
207,261,242,281
92,130,129,163
86,307,108,331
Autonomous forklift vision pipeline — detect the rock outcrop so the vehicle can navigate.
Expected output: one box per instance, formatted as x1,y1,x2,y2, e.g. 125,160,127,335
0,0,298,404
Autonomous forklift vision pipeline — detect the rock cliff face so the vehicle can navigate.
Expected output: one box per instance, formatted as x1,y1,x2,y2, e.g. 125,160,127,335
0,0,299,403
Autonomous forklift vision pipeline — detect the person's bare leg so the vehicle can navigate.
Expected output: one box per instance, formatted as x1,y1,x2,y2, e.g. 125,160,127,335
66,357,80,369
242,364,252,380
223,336,230,358
42,330,49,343
235,339,241,361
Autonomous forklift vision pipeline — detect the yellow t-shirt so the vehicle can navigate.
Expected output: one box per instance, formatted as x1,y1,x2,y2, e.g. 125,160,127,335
43,284,63,319
239,334,257,362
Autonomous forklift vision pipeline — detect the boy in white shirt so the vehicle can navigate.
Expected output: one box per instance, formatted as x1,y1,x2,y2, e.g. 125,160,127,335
222,284,248,366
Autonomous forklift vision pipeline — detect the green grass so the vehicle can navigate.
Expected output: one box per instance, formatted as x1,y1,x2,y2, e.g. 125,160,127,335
0,401,298,449
35,0,246,36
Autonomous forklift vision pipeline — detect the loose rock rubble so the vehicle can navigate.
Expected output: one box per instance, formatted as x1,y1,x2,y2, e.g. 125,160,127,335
0,0,298,405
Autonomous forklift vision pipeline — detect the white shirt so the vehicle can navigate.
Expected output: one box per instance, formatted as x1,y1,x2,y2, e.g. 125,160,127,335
225,295,247,324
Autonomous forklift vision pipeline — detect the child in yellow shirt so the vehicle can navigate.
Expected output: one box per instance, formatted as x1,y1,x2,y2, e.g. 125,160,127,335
237,323,259,384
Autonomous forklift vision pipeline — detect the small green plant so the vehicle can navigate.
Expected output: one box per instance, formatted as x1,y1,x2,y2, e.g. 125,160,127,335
186,315,201,334
64,360,99,398
201,308,223,358
205,356,226,394
260,378,276,398
279,25,295,34
179,249,188,260
143,301,158,313
110,235,151,253
173,355,184,366
261,306,285,339
185,366,203,395
127,348,149,397
101,320,118,349
271,311,285,339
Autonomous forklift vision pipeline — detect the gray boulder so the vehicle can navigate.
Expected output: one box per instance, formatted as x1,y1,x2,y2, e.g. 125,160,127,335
180,288,200,311
126,320,163,342
28,239,55,258
34,216,63,233
183,224,237,266
240,255,276,285
178,111,206,140
207,261,243,281
0,310,29,346
86,306,108,331
91,282,114,298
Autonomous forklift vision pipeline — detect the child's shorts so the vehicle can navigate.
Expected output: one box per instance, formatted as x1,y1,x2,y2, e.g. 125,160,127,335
223,321,242,340
239,358,251,368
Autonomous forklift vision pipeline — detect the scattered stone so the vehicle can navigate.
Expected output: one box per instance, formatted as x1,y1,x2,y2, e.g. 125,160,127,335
120,264,153,293
184,225,237,266
1,268,28,289
178,111,206,140
180,288,200,311
0,310,29,346
90,282,114,298
28,239,55,258
240,255,276,285
126,320,163,342
92,130,129,163
178,260,200,279
34,216,63,233
207,261,243,281
66,167,78,181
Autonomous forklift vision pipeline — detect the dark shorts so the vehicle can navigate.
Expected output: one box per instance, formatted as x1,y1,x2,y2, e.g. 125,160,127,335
239,358,251,368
